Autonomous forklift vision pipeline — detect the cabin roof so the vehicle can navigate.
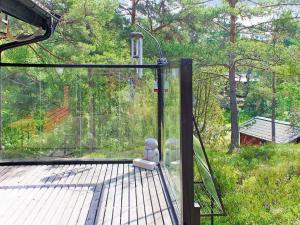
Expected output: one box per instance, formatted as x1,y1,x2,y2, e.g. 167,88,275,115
240,116,300,144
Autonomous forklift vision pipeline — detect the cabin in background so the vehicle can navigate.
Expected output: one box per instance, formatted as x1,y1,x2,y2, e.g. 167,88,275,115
240,117,300,146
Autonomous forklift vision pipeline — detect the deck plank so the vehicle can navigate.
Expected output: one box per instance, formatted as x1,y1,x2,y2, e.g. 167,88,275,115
94,164,114,225
30,164,75,225
7,165,59,225
75,164,100,225
128,165,138,225
66,164,98,225
40,164,77,225
0,166,31,214
0,163,175,225
147,170,163,225
135,167,147,225
112,163,124,225
120,164,130,225
0,166,49,224
0,166,19,183
155,169,174,225
22,166,64,224
0,166,29,185
57,164,89,225
141,168,156,225
0,166,8,174
46,164,86,225
84,164,108,225
0,166,14,183
102,163,119,225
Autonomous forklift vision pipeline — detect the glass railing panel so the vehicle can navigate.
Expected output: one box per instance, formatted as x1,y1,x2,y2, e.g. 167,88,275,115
193,136,223,214
161,63,182,218
0,66,157,160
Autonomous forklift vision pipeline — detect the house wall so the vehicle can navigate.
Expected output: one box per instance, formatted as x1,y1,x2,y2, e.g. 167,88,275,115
240,133,263,146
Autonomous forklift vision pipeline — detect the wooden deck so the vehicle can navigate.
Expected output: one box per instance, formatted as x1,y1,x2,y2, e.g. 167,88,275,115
0,163,175,225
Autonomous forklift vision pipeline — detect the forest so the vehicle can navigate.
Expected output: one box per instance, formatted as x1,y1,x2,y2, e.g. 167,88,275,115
0,0,299,224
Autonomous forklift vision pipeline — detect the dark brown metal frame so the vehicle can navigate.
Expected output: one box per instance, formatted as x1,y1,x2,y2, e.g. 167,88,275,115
157,61,164,161
179,58,199,225
0,159,132,166
0,63,159,69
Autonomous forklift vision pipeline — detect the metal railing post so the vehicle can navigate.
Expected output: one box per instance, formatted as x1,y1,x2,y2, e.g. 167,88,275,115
180,58,194,225
157,59,164,161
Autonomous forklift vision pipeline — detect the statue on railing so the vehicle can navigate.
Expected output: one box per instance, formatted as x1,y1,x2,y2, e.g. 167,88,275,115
144,138,159,163
165,138,179,167
133,138,159,170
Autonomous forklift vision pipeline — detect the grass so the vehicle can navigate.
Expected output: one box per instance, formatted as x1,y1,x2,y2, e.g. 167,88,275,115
202,143,300,225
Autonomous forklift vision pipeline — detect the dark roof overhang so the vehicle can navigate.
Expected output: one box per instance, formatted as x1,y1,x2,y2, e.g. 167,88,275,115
0,0,61,52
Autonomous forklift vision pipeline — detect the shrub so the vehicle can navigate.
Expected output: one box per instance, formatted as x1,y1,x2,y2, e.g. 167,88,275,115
200,144,300,225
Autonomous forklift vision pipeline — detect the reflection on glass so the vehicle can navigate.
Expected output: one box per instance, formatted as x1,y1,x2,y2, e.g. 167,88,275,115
0,67,157,160
194,136,223,212
162,66,181,218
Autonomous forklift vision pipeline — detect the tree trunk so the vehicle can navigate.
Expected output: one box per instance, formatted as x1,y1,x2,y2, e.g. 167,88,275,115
245,68,252,96
131,0,137,24
88,68,96,152
271,73,276,142
228,0,239,153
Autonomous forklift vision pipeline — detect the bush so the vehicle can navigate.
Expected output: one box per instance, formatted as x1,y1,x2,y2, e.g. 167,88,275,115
240,146,275,163
201,143,300,225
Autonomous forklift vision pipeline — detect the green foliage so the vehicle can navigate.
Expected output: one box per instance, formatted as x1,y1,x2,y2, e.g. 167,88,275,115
193,71,228,148
244,74,300,122
202,144,300,225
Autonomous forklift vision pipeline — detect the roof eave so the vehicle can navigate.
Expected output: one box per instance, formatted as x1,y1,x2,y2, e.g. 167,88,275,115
0,0,61,52
240,131,300,144
0,0,60,29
